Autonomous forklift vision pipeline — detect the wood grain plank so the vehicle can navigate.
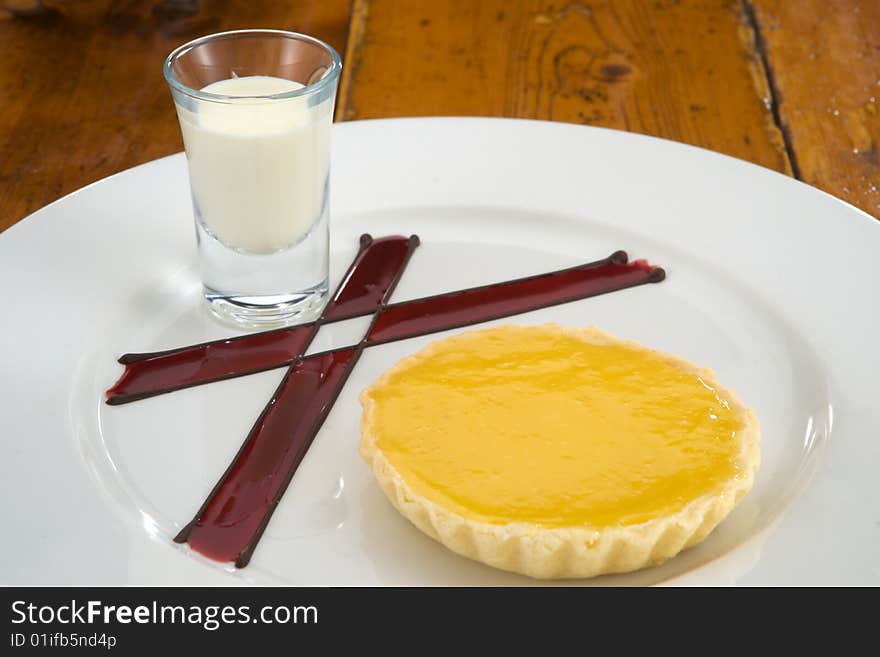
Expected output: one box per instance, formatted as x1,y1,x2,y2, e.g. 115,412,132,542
0,0,351,231
339,0,792,175
749,0,880,218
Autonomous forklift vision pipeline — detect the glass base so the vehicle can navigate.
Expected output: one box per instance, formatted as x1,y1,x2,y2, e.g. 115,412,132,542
204,283,329,330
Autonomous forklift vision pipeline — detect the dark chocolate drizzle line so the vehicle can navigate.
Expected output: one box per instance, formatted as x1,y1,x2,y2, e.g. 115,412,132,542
171,248,665,567
106,250,663,405
174,235,420,567
106,234,420,404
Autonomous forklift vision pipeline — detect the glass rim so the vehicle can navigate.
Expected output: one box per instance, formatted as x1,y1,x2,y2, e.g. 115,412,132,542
163,29,342,103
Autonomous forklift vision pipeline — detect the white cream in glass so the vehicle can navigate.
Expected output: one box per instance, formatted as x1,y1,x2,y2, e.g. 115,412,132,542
165,31,340,327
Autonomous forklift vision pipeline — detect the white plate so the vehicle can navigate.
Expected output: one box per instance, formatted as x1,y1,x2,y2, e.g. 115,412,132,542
2,118,878,586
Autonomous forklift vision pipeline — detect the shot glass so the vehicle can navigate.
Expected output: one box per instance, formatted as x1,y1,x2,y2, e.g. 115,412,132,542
164,29,341,328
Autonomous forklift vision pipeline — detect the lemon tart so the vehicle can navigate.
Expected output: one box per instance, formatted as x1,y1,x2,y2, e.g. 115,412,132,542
359,324,760,579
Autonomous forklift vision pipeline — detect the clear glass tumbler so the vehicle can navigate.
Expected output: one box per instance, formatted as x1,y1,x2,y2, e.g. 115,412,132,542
164,30,341,328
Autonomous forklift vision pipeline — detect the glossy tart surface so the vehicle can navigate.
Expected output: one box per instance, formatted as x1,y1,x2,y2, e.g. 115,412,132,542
360,324,760,579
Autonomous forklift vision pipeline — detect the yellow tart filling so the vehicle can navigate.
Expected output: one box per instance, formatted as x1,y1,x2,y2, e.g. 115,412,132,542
364,325,747,529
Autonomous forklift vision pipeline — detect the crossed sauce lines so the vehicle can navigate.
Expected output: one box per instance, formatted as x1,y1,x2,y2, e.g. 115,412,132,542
106,234,665,567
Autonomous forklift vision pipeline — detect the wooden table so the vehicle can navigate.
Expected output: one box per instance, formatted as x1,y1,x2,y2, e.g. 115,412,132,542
2,0,878,232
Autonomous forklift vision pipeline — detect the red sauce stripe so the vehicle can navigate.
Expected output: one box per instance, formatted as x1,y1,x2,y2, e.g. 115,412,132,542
367,252,664,344
177,348,360,566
